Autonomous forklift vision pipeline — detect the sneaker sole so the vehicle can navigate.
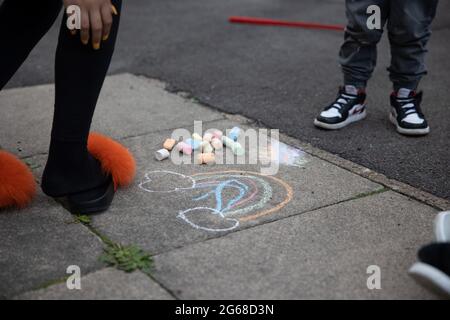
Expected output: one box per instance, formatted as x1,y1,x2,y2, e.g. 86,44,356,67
389,112,430,136
314,109,367,130
409,262,450,298
435,211,450,242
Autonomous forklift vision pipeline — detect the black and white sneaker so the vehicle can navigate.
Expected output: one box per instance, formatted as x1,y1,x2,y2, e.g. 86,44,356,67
389,89,430,136
314,86,366,130
409,243,450,298
435,211,450,243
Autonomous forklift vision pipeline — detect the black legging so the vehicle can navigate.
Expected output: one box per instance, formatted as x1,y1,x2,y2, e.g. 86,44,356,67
0,0,122,196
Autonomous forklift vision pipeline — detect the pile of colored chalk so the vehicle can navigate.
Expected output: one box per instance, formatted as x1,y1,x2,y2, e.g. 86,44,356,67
155,127,244,165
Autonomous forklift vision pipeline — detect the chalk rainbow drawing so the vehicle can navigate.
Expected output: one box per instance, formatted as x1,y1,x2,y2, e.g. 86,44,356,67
139,170,293,232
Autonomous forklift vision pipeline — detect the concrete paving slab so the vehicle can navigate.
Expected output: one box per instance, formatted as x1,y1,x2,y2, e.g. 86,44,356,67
90,118,381,255
15,268,173,300
0,185,104,298
0,73,223,158
151,191,438,299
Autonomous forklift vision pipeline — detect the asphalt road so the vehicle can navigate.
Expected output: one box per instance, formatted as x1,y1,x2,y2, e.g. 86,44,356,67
4,0,450,200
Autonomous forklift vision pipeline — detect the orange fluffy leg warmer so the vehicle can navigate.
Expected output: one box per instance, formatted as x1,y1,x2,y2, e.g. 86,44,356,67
87,132,136,190
0,150,36,209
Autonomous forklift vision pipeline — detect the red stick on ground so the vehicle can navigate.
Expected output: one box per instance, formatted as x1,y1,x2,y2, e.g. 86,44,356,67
229,16,345,32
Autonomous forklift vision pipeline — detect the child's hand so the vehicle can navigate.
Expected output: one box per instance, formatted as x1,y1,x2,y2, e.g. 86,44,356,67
63,0,118,50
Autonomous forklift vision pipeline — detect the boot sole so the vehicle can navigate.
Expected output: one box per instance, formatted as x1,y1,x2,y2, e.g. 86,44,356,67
54,178,115,215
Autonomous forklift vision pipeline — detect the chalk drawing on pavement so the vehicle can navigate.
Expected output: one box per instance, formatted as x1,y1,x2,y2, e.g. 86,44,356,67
139,170,293,232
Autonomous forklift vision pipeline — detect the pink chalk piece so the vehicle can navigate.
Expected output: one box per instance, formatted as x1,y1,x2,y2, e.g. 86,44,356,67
212,130,223,139
211,138,223,150
175,142,184,151
176,142,193,155
182,146,193,155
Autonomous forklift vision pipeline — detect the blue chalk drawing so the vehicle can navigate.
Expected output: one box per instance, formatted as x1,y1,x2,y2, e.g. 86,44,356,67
139,171,274,232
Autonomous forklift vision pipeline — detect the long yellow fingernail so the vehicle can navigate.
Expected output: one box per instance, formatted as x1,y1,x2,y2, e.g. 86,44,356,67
111,5,118,15
102,34,109,41
93,42,100,50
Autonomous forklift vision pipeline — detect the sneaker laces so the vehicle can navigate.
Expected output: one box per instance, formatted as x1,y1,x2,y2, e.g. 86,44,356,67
330,93,355,112
396,96,423,118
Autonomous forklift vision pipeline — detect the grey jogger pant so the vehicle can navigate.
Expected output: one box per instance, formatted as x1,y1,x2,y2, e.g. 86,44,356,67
339,0,439,90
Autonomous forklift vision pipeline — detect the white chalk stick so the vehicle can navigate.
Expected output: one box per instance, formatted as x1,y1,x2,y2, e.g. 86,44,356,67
155,149,170,161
